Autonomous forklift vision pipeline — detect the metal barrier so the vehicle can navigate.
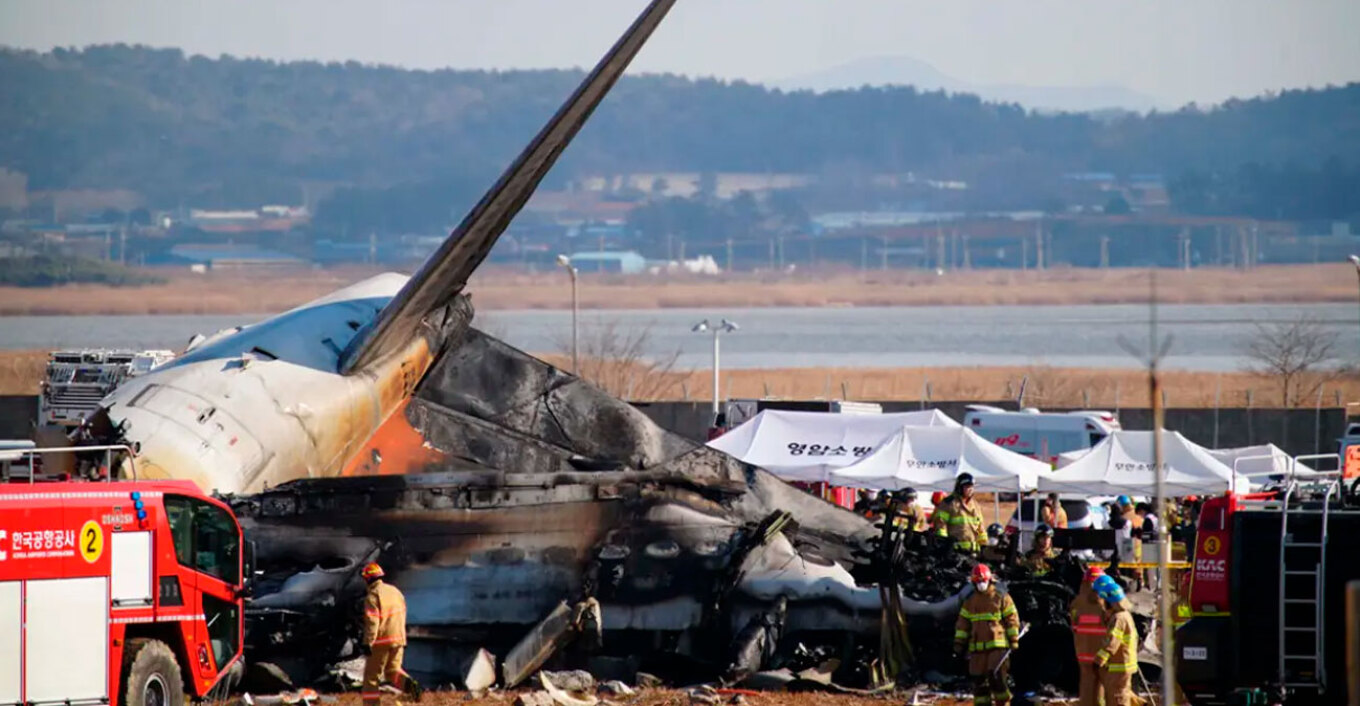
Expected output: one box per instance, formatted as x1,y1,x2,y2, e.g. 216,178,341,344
1,444,138,482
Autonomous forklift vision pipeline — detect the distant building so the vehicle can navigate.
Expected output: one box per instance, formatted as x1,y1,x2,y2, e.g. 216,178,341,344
566,250,646,274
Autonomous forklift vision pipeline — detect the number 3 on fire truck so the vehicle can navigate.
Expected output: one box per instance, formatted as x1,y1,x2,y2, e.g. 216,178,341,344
79,520,103,563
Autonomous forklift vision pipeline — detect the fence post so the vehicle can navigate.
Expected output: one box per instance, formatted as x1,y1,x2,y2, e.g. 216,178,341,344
1213,377,1221,449
1315,385,1325,455
1246,389,1254,445
841,381,849,400
1114,383,1121,416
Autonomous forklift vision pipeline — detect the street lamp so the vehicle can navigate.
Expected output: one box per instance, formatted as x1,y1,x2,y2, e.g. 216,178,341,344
556,254,579,375
692,318,739,416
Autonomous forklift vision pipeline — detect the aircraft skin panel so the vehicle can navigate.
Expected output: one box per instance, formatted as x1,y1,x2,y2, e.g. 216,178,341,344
101,273,433,494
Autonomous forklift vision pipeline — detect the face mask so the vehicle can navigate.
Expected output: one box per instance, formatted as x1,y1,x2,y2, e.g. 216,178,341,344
975,581,990,592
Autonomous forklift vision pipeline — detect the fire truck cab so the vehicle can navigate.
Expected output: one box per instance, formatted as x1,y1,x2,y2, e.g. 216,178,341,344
1,464,246,706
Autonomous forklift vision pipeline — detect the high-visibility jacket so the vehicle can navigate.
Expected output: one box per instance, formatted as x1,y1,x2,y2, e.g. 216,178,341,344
1069,585,1106,664
932,494,985,551
893,503,928,532
1019,545,1057,576
364,579,408,647
1095,606,1139,673
1172,597,1191,629
1041,503,1068,529
954,587,1020,654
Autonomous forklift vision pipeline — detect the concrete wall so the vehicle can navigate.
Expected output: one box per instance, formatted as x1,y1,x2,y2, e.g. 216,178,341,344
0,395,37,440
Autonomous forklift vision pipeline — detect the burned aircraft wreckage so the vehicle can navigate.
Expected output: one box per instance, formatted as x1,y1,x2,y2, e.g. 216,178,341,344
74,0,1145,694
227,318,1103,692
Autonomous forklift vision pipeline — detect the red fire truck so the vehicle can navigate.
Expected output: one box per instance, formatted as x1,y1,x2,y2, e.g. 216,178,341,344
1176,467,1359,704
1,446,248,706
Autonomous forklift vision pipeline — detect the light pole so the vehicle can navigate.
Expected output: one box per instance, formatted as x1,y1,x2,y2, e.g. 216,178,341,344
692,318,738,416
1349,255,1360,343
556,254,579,375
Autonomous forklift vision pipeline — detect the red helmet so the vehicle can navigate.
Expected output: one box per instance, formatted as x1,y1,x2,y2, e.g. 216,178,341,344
931,491,946,505
971,563,993,584
1185,495,1199,503
1084,566,1105,583
361,562,385,581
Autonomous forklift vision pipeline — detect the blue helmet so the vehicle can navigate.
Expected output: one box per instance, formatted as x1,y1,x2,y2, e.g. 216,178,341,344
1117,495,1132,506
1093,574,1125,602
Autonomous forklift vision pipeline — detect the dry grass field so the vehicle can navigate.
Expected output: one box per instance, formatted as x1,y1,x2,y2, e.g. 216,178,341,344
0,263,1352,315
533,357,1360,409
6,347,1355,407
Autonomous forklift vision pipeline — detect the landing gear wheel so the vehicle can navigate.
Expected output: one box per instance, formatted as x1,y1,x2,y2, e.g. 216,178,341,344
122,639,186,706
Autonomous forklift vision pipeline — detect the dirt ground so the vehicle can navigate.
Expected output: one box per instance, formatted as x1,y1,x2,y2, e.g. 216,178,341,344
323,688,972,706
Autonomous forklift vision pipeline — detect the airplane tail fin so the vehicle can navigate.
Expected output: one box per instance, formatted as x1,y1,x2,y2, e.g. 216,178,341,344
341,0,676,373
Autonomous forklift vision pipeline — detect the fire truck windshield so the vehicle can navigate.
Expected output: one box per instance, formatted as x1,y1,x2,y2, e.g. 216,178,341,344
164,495,241,586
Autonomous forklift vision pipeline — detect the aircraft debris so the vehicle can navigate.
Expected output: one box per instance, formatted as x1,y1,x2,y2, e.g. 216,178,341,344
462,648,498,695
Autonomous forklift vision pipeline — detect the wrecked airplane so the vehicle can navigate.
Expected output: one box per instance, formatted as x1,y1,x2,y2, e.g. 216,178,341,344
75,0,1118,696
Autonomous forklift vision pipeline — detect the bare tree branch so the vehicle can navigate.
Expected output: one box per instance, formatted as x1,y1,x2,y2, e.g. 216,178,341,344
1240,317,1338,407
553,319,683,401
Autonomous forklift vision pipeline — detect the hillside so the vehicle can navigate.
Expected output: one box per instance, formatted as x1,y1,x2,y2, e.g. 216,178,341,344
2,44,1359,214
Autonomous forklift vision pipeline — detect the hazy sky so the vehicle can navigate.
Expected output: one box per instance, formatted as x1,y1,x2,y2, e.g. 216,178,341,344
2,0,1357,106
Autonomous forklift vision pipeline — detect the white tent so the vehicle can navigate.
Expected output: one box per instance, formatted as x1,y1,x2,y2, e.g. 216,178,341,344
1208,444,1319,481
828,426,1045,493
1055,449,1089,468
1037,430,1251,496
706,409,960,482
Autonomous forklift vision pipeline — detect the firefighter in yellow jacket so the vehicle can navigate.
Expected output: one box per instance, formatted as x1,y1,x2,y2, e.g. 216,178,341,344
932,473,985,553
892,487,929,532
1092,575,1139,706
1017,524,1057,577
954,563,1021,706
361,563,409,706
1069,566,1107,706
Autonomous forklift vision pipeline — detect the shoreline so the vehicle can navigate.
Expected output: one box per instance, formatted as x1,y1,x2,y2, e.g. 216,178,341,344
0,263,1354,316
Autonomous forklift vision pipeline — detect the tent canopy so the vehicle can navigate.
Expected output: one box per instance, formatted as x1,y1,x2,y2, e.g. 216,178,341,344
828,426,1046,493
1208,444,1318,480
1037,430,1251,496
706,409,959,482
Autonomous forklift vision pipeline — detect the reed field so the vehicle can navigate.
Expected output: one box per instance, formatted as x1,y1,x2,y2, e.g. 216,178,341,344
7,347,1355,407
0,263,1353,315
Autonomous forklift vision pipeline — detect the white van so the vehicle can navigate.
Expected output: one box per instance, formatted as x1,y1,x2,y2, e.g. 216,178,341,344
963,405,1120,465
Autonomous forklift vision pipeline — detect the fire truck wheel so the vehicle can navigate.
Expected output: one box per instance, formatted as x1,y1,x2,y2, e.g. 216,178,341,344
122,639,186,706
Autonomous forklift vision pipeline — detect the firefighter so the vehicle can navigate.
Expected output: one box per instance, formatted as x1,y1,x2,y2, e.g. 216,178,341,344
1069,566,1107,706
893,487,928,532
1171,572,1192,706
1018,523,1057,577
1092,575,1139,706
954,563,1021,706
361,562,411,706
1040,493,1068,529
980,523,1010,564
932,473,985,554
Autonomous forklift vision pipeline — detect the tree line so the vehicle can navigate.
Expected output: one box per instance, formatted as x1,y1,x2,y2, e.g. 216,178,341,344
2,44,1359,233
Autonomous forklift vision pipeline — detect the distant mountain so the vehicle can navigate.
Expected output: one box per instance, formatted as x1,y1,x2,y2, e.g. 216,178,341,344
772,55,1163,113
